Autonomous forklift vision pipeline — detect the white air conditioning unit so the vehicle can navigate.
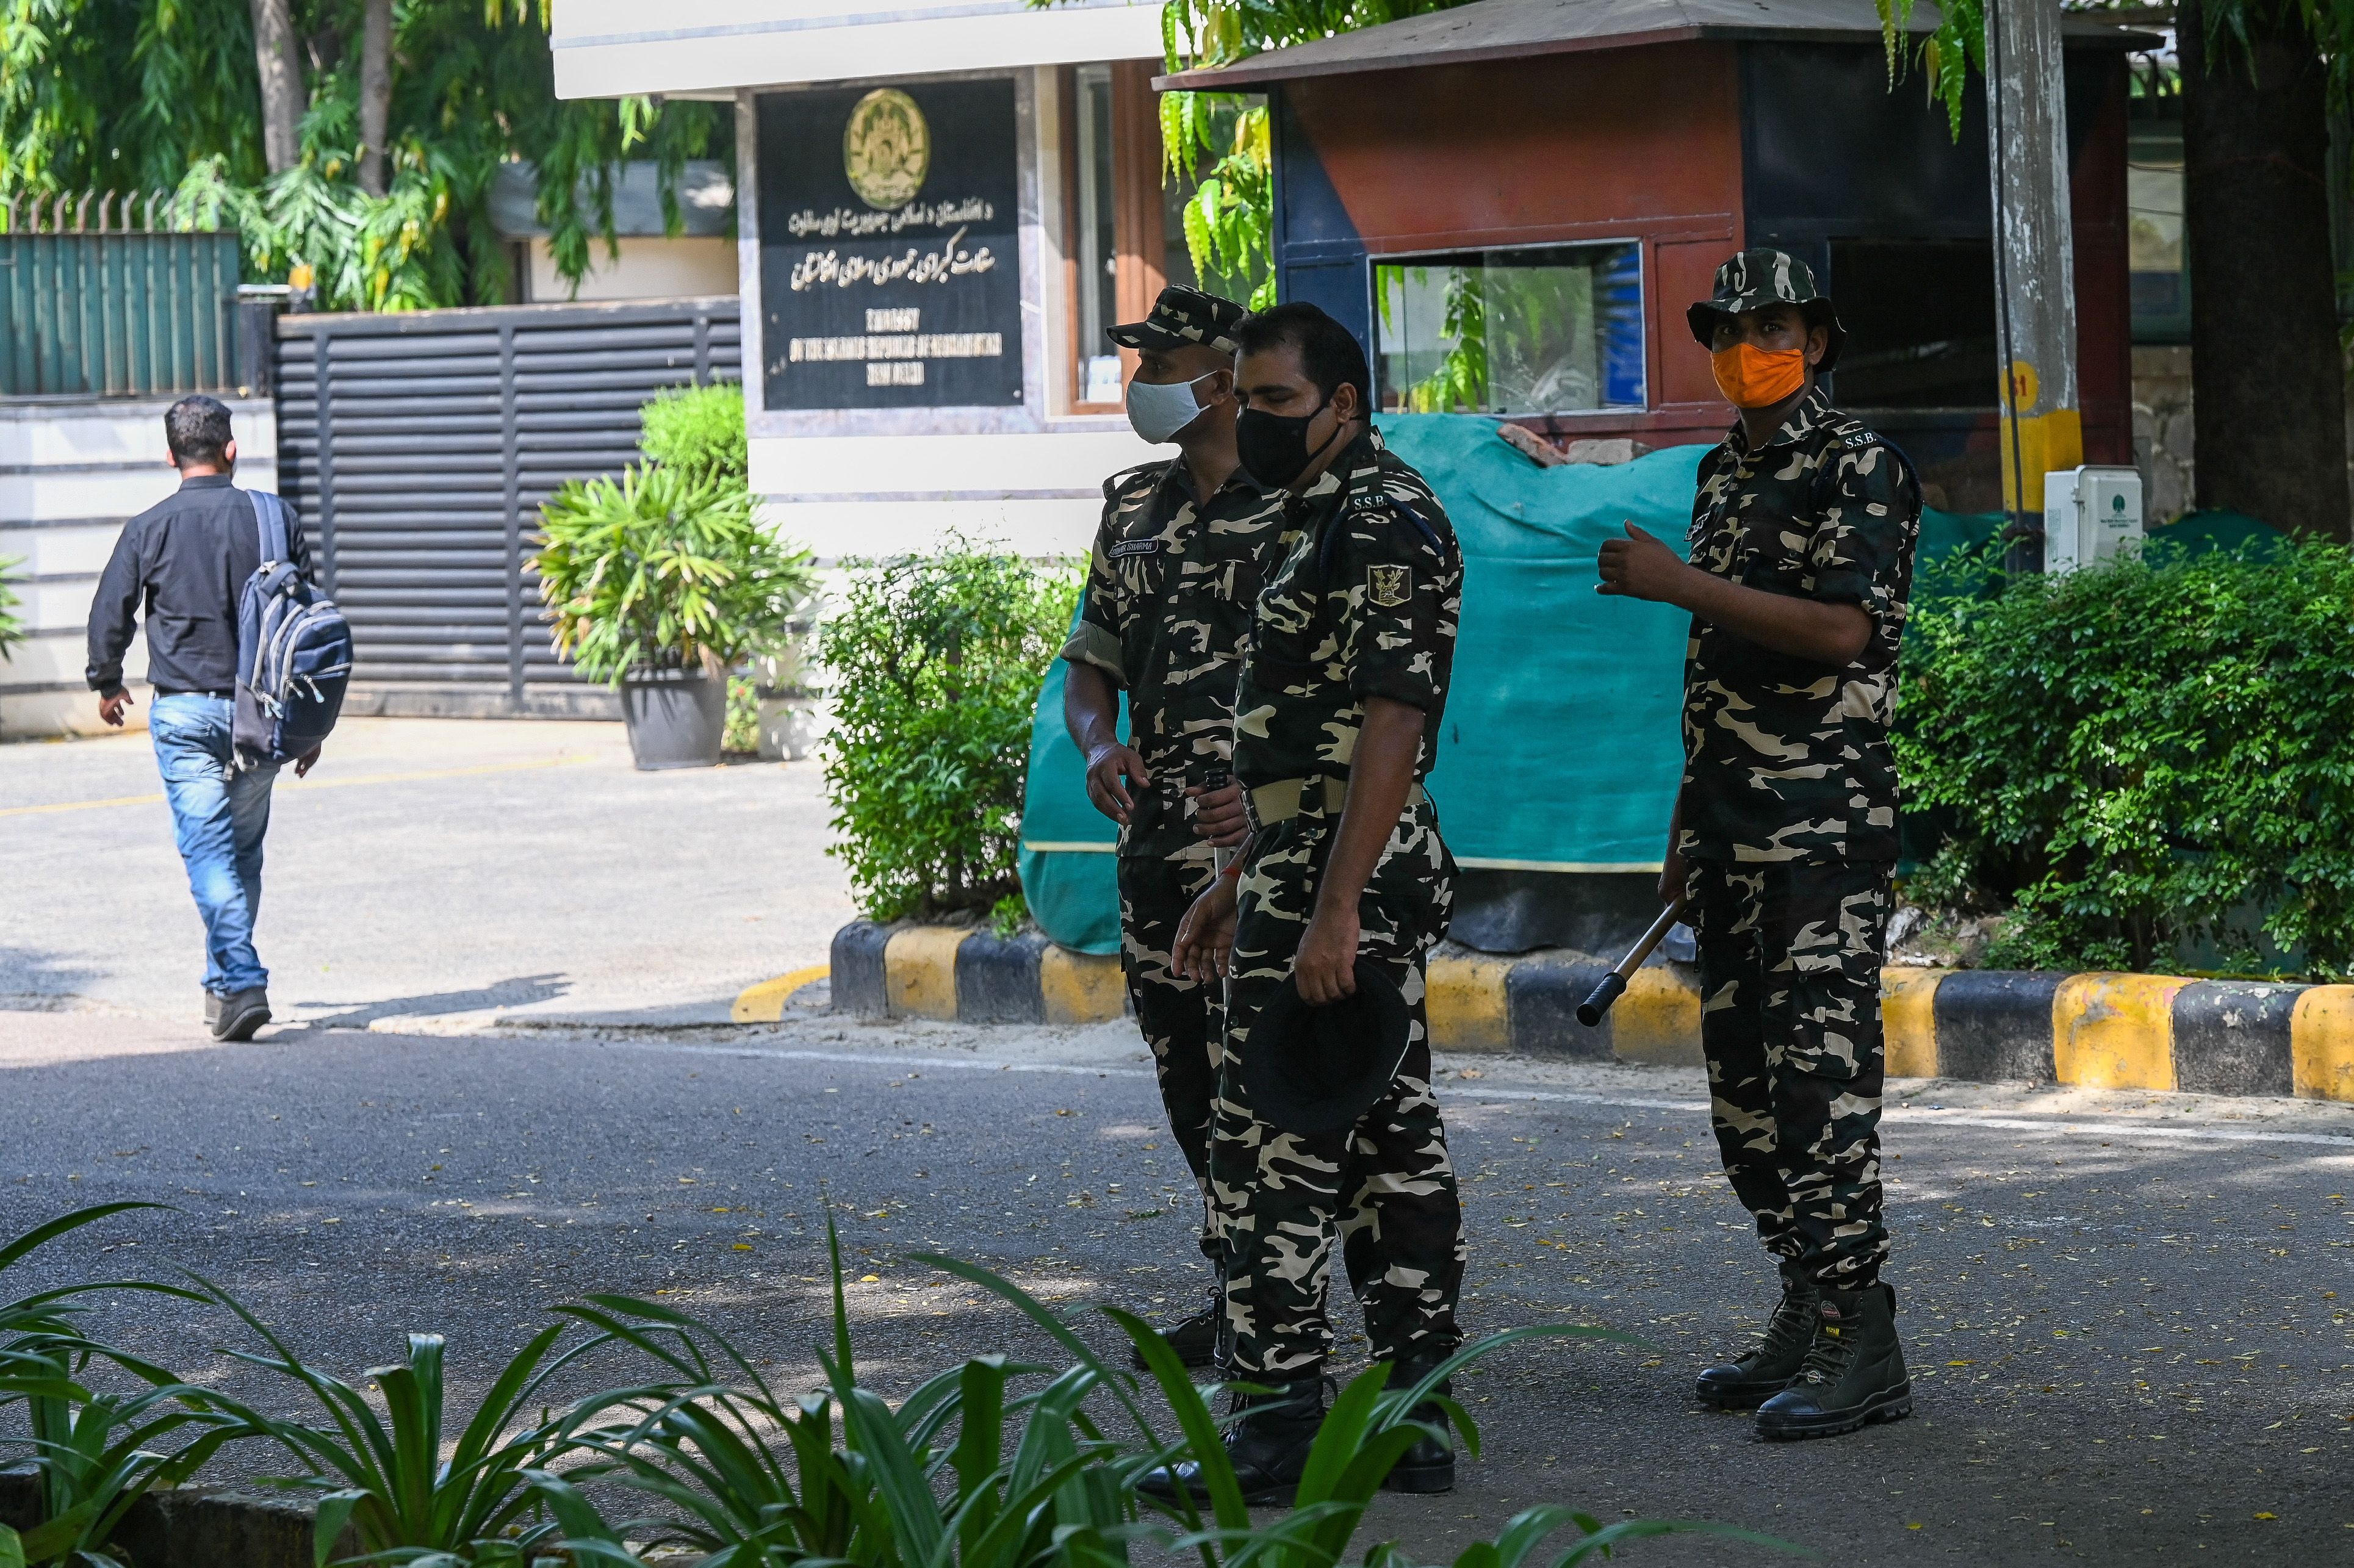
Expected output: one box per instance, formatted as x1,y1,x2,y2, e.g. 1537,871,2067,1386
2042,466,2144,574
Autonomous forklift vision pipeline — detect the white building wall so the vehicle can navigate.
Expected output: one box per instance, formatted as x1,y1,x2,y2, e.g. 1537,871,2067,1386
524,236,741,304
0,398,278,740
738,66,1158,563
552,0,1163,99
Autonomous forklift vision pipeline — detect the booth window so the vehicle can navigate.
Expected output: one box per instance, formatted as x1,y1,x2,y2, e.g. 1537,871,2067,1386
1373,243,1644,415
1826,239,1998,409
2128,124,2190,343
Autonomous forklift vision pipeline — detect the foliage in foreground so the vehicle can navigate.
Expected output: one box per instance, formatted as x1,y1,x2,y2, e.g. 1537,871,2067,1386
821,544,1080,921
0,1204,1799,1568
1898,538,2354,976
533,465,814,687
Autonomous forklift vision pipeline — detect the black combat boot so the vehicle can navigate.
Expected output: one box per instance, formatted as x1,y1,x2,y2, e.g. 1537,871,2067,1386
1694,1261,1819,1409
1380,1357,1455,1494
1133,1289,1222,1370
1754,1281,1912,1440
1138,1374,1325,1507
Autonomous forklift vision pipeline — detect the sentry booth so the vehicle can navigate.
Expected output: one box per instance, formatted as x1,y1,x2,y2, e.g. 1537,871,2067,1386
550,1,1247,563
1159,0,2148,512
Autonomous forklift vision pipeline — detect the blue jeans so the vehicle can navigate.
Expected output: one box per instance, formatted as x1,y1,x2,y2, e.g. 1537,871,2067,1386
149,694,279,994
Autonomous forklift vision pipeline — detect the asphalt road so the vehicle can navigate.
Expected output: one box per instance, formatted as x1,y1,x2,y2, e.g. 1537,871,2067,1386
1,717,849,1026
5,1004,2352,1566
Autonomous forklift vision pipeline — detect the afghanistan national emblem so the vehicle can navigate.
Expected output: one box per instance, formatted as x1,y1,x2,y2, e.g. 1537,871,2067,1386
843,88,930,210
1367,564,1410,607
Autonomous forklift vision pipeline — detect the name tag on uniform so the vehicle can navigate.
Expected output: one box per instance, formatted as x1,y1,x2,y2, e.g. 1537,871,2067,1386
1109,538,1162,558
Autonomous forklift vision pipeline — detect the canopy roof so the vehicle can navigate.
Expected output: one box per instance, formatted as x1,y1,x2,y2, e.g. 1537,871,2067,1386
1158,0,2156,90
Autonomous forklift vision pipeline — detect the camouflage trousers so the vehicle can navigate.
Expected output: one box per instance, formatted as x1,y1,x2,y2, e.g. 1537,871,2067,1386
1117,846,1223,1261
1209,795,1466,1379
1686,857,1893,1291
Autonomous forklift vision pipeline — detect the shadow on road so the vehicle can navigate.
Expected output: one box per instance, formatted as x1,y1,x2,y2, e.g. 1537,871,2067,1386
0,944,106,1010
278,973,572,1031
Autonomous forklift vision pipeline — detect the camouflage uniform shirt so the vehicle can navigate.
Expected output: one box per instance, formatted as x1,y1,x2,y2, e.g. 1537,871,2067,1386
1062,458,1294,858
1231,427,1461,794
1680,384,1921,864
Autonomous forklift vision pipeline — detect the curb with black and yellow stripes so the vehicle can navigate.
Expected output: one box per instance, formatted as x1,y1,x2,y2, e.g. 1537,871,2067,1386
826,921,2354,1104
829,921,1128,1026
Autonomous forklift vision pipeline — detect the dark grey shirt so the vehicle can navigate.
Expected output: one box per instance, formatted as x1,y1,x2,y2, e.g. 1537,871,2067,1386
85,475,310,697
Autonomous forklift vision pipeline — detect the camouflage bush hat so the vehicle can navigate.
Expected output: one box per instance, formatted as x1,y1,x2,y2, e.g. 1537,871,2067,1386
1108,284,1247,356
1686,248,1846,372
1240,960,1411,1137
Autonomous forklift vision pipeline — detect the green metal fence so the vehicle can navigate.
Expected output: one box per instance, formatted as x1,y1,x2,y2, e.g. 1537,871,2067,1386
0,195,245,397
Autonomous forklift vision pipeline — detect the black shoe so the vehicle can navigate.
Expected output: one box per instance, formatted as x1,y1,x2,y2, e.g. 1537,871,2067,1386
1754,1282,1912,1440
212,987,270,1042
1695,1263,1820,1410
203,990,224,1031
1138,1374,1325,1507
1132,1299,1221,1370
1380,1356,1456,1494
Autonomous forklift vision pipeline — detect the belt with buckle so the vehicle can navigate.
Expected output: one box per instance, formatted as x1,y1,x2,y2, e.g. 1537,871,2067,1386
1248,775,1428,827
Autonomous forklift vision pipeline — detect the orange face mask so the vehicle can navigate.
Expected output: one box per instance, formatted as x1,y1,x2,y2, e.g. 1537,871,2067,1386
1710,343,1807,409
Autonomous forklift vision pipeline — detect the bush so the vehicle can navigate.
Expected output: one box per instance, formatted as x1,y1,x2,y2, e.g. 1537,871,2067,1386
1896,539,2354,976
639,382,748,486
533,465,814,688
0,557,23,661
822,543,1079,921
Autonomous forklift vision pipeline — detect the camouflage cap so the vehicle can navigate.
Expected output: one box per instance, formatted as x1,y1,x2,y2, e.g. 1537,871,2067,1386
1686,248,1846,372
1107,284,1247,356
1239,960,1411,1137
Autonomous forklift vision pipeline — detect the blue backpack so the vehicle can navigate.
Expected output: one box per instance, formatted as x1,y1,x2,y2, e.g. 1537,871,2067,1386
232,491,353,768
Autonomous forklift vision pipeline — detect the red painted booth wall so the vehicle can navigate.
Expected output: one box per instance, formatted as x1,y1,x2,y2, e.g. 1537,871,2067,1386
1283,43,1747,451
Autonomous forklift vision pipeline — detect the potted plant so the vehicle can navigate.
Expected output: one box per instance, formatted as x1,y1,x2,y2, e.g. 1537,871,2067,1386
531,464,814,769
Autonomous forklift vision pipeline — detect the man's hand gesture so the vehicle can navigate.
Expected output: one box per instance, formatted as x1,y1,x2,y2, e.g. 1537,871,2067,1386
1187,778,1248,847
1173,876,1238,982
1596,522,1692,603
1084,741,1150,825
97,691,133,727
1293,906,1361,1005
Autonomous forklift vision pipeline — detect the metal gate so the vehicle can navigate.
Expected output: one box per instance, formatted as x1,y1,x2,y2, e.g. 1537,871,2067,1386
272,297,741,715
0,193,247,397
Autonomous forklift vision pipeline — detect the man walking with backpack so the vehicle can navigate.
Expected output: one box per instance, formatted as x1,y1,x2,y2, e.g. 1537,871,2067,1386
87,395,325,1041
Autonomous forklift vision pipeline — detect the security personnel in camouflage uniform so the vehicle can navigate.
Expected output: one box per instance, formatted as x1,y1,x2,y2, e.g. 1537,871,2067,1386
1153,301,1466,1505
1597,250,1919,1440
1062,285,1292,1367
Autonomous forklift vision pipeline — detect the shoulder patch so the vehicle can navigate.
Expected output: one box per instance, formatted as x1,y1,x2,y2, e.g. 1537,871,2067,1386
1841,430,1879,450
1101,461,1168,503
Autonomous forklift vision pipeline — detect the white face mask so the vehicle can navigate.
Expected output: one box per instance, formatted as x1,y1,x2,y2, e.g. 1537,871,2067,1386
1125,369,1223,445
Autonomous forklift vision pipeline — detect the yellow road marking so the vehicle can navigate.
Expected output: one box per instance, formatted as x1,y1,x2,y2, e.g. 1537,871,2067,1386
0,753,594,818
732,963,832,1024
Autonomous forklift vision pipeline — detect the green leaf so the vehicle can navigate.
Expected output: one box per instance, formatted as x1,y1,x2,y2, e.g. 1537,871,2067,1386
312,1491,365,1568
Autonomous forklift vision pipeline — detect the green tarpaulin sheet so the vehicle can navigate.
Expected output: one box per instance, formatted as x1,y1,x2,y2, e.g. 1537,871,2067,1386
1018,415,2003,954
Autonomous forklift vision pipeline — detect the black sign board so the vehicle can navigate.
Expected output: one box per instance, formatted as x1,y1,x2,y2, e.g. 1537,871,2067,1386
756,80,1023,411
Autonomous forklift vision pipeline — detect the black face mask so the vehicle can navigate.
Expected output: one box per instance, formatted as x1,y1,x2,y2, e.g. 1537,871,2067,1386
1236,396,1344,490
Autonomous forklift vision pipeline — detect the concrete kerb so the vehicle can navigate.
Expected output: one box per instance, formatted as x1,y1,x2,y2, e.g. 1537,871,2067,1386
826,920,2354,1104
0,1467,352,1568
